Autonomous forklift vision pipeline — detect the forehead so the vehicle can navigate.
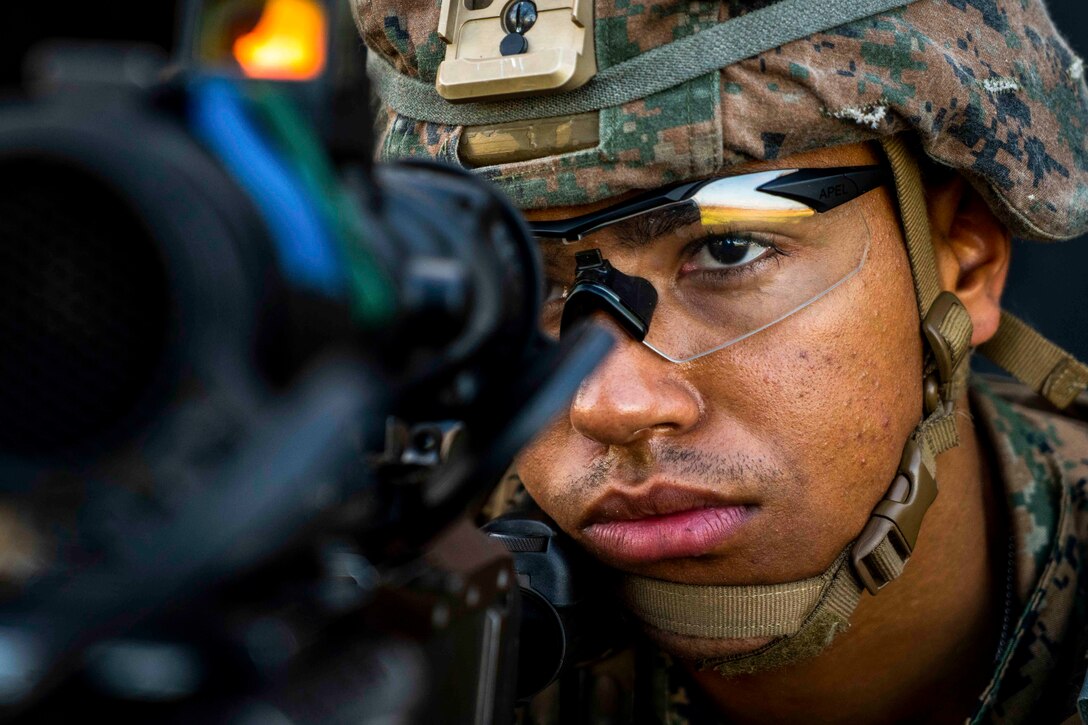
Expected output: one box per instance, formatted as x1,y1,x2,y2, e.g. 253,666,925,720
522,142,883,223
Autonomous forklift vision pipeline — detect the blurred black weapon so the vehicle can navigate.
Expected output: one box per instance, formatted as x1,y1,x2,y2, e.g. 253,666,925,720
0,0,619,721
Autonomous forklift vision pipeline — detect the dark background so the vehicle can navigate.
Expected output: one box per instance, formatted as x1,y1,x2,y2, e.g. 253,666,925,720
1,1,1085,363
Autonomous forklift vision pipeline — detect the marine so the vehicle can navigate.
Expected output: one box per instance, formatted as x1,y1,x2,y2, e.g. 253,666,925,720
355,0,1088,720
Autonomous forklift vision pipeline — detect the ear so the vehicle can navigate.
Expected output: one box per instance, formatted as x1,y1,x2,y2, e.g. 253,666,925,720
926,174,1011,346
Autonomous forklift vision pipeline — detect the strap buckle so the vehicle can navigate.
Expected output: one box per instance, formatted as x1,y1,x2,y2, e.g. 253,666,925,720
920,291,971,415
850,437,938,594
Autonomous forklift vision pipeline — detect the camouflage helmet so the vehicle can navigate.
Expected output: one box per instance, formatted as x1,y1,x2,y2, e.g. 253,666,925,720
356,0,1088,242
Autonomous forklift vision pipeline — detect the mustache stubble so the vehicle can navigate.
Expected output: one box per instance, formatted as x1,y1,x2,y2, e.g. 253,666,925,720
561,445,794,500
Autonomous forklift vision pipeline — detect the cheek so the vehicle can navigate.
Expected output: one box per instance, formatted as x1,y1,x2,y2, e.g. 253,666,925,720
695,217,923,567
514,416,585,524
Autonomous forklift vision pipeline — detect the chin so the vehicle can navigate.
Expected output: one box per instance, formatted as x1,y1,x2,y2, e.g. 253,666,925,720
641,624,777,661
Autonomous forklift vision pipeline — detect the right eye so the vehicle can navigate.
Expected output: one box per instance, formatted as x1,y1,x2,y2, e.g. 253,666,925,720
690,235,773,270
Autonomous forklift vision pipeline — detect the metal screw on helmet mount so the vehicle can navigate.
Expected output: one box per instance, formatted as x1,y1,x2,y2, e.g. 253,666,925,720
499,0,536,56
504,1,537,34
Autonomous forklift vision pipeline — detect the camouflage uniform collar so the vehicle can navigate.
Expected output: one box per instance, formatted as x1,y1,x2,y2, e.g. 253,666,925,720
966,377,1085,723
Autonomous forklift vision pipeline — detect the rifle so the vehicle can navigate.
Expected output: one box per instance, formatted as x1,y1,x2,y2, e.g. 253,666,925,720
0,1,621,721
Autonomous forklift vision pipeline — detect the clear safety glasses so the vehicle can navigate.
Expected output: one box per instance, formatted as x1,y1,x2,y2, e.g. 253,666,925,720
532,166,887,363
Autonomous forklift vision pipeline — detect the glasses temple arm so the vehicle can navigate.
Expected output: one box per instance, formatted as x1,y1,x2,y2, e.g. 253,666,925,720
755,165,889,213
530,181,706,241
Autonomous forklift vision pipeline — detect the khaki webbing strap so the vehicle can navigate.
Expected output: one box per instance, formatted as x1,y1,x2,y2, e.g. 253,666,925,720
979,310,1088,409
883,137,974,413
698,553,863,676
880,136,943,320
370,0,919,126
851,408,949,594
621,551,857,641
622,565,830,639
937,302,973,372
940,302,975,401
916,410,959,462
862,536,906,584
921,291,975,405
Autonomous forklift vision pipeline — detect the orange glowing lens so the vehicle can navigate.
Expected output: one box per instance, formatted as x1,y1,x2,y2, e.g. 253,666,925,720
233,0,327,80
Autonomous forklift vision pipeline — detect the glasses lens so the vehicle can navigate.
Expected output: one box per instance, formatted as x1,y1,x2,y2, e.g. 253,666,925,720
538,169,872,362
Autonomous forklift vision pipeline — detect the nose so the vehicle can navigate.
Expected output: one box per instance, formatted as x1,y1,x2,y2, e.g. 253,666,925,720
568,319,702,447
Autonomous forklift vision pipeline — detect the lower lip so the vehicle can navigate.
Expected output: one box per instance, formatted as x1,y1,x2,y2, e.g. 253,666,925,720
582,506,753,564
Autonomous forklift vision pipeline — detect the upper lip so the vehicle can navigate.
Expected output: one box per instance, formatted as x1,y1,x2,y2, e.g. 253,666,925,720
580,483,750,529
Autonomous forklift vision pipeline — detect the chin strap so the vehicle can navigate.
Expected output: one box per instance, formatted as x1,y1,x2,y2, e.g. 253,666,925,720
623,552,862,676
849,138,974,594
855,137,1088,584
622,551,855,641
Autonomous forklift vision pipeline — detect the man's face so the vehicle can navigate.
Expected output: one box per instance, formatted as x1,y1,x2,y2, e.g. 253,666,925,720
517,142,924,652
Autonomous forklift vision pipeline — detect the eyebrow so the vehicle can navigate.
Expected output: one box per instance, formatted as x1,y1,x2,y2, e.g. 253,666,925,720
537,203,702,265
537,201,705,264
612,203,702,248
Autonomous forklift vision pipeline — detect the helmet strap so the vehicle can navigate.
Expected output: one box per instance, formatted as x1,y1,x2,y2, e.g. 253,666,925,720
622,551,861,677
979,311,1088,408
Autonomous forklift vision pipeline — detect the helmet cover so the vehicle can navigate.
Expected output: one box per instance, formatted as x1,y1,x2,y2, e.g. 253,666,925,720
356,0,1088,241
